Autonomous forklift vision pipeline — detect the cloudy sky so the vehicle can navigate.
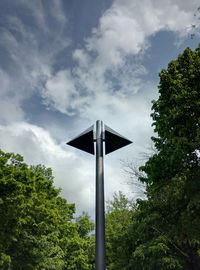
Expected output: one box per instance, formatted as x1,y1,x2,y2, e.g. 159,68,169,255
0,0,199,217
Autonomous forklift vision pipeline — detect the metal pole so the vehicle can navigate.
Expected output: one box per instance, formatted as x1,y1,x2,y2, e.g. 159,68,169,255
95,120,106,270
67,120,132,270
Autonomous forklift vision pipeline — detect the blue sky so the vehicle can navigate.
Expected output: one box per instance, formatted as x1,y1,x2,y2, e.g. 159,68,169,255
0,0,199,217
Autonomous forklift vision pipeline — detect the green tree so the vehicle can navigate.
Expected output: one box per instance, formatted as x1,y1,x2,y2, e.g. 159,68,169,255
105,46,200,270
105,192,135,270
106,191,134,213
132,46,200,269
0,149,94,270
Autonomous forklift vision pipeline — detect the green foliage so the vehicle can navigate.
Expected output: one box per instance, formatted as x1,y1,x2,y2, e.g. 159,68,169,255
105,192,135,270
106,191,134,213
105,46,200,270
134,46,200,269
141,46,200,185
76,212,94,238
0,149,94,270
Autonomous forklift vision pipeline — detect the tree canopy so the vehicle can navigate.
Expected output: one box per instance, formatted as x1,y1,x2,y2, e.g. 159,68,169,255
0,149,94,270
135,45,200,270
105,46,200,270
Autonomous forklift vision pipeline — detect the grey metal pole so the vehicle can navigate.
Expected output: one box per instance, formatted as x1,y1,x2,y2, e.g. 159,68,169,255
67,120,132,270
95,120,106,270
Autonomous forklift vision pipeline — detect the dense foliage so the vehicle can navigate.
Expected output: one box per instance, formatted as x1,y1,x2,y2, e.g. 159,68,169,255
0,150,94,270
105,192,135,270
106,46,200,270
136,45,200,270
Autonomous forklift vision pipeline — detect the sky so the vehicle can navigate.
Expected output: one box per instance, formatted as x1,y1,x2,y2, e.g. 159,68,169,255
0,0,199,218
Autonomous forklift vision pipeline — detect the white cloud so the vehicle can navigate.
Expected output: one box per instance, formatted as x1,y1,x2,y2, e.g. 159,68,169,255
0,99,24,123
0,69,25,123
17,0,67,30
1,0,197,124
42,70,78,115
0,0,70,124
37,0,199,214
42,0,198,119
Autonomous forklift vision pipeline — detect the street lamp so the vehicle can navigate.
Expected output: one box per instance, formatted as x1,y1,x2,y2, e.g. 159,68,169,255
67,120,132,270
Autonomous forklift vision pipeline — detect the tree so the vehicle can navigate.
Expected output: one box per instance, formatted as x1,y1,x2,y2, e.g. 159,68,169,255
106,191,134,213
105,192,135,270
0,149,94,270
133,46,200,269
105,46,200,270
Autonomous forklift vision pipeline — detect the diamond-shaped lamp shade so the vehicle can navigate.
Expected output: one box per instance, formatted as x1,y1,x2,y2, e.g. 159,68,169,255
104,125,132,154
67,125,95,155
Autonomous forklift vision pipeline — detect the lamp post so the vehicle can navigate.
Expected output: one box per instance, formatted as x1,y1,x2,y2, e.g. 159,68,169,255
67,120,132,270
95,120,106,269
